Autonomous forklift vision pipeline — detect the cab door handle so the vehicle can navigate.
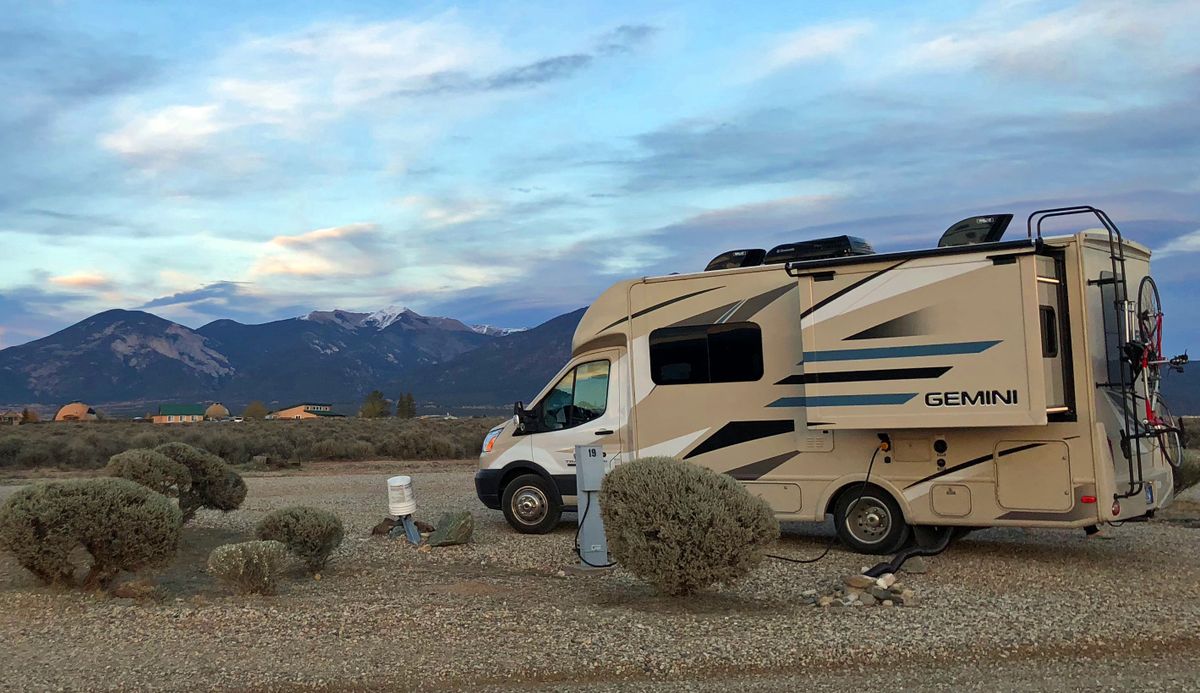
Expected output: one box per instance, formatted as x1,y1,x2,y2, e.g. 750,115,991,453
594,429,614,436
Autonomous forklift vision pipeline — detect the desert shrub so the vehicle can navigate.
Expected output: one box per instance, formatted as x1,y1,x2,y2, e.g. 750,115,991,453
0,436,23,468
207,540,289,595
105,449,191,497
256,506,344,572
0,478,181,588
155,442,246,521
600,457,779,596
1176,450,1200,493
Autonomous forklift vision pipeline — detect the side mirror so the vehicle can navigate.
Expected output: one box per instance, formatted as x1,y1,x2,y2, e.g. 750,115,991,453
513,400,525,415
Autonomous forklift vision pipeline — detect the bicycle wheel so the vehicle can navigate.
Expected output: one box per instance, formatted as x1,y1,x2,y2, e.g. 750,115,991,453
1137,275,1162,346
1154,398,1183,469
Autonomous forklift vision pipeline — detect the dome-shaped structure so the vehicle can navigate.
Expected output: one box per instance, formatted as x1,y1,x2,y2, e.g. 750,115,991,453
205,403,231,420
55,402,98,422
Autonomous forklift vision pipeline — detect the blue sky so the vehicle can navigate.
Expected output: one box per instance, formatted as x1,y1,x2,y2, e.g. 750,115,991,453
1,0,1199,355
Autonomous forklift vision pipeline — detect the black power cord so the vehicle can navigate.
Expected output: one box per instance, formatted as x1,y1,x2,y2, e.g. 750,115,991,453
766,443,884,564
574,489,616,568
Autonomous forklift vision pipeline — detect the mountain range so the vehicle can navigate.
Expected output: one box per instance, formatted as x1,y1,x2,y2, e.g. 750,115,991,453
2,304,1197,416
0,306,580,416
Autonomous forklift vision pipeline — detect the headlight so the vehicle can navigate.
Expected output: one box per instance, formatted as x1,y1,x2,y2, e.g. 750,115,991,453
482,426,504,454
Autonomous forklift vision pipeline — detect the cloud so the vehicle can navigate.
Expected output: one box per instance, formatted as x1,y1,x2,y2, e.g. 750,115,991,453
899,0,1200,82
1154,229,1200,259
49,272,113,290
755,21,873,75
251,222,388,278
594,24,659,56
100,104,227,167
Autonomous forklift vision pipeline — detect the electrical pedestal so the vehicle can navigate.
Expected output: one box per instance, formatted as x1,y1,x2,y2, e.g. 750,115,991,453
570,444,615,574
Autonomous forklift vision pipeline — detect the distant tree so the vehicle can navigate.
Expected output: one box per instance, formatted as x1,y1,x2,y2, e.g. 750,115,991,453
243,401,269,420
360,390,390,419
396,392,417,419
20,408,39,423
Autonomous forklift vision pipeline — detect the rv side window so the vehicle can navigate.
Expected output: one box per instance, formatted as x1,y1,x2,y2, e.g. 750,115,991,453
1039,306,1058,358
649,322,763,385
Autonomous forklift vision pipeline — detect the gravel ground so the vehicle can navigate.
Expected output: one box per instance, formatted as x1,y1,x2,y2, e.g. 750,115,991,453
1,463,1198,691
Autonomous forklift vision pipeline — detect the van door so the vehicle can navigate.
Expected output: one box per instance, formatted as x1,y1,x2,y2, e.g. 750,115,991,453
526,350,625,487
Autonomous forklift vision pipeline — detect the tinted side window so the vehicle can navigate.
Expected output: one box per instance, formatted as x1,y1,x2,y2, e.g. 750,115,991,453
533,360,610,431
1039,306,1058,358
649,323,763,385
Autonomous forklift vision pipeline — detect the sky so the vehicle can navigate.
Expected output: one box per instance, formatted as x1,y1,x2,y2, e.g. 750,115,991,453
1,0,1199,355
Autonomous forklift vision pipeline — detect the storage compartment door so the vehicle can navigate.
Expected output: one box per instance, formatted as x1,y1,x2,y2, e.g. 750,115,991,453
792,250,1048,429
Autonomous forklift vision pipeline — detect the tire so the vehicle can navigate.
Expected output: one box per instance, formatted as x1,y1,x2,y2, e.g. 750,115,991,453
501,473,562,534
833,484,911,555
1137,275,1162,346
1155,399,1183,470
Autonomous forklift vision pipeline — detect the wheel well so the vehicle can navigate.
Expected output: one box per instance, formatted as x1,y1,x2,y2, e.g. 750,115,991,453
498,463,558,502
824,481,893,517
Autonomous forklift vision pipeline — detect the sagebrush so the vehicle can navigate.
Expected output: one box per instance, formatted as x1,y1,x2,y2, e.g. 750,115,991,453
256,506,344,572
104,448,190,497
154,442,246,522
0,478,181,589
0,417,501,471
600,456,779,596
1176,450,1200,493
207,540,289,595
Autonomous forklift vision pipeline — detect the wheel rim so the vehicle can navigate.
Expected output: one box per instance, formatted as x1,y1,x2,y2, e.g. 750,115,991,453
845,496,892,545
512,485,548,525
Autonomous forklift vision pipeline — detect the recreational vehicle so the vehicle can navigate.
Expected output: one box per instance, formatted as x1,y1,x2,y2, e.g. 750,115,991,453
475,206,1187,554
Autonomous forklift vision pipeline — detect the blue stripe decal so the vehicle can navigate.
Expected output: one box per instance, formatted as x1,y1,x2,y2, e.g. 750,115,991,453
768,393,918,407
802,340,1001,362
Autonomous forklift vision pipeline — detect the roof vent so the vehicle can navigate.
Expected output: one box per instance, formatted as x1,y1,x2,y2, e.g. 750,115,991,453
704,248,766,272
938,214,1012,247
763,235,874,264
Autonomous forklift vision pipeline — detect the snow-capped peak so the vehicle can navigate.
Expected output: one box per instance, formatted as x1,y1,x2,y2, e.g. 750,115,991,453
471,324,527,337
363,305,413,330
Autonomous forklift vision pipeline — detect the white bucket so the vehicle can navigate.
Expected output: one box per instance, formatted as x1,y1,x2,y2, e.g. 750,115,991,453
387,475,417,516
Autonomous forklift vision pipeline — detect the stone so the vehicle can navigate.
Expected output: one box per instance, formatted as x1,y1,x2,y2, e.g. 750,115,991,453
882,599,894,607
370,517,399,536
801,589,818,598
902,556,929,574
878,573,896,588
859,592,876,606
868,586,892,601
842,574,875,589
818,596,833,607
890,594,905,606
426,511,474,547
415,519,436,533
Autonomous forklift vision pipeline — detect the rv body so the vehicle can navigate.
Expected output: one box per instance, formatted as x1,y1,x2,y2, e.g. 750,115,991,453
475,228,1176,550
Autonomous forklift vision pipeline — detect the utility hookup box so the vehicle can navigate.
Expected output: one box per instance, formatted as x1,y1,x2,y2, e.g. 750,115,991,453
574,444,612,570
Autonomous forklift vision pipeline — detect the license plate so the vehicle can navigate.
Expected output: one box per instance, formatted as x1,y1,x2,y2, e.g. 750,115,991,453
1145,484,1154,504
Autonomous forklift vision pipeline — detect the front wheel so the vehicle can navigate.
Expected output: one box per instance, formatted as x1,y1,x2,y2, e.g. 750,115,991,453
834,485,911,555
501,473,562,534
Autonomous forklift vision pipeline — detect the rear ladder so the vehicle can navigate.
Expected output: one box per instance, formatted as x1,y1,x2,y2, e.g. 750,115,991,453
1028,206,1144,499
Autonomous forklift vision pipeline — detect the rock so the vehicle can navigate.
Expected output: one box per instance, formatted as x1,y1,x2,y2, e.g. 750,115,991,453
801,589,818,597
426,511,474,547
882,599,894,607
859,592,877,606
902,556,929,574
877,573,897,588
370,517,399,536
869,586,892,601
415,519,436,533
890,594,905,606
818,596,833,607
843,574,875,589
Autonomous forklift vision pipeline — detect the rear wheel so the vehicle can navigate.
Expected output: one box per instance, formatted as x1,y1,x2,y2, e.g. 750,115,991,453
833,485,911,555
501,473,562,534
